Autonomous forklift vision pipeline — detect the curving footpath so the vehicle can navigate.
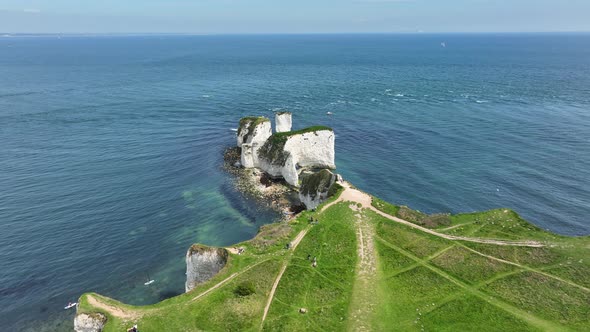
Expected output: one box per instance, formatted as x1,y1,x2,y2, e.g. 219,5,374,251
86,295,141,320
323,181,546,248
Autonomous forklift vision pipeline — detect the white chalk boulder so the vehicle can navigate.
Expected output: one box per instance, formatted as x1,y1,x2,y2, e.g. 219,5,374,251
74,313,107,332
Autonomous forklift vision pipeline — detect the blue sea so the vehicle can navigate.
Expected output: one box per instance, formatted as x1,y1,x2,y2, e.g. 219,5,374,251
1,33,589,331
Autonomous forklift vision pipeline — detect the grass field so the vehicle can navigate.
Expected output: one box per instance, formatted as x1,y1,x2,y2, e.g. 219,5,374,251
77,185,589,331
263,202,357,331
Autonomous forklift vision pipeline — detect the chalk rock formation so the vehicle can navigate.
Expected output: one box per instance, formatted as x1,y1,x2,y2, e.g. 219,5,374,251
299,169,336,210
185,245,228,292
275,112,292,133
237,117,272,168
235,115,337,209
257,127,335,186
74,313,107,332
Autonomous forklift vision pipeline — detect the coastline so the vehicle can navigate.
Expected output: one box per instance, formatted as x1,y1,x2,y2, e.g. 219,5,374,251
3,33,590,332
74,179,590,331
72,114,590,331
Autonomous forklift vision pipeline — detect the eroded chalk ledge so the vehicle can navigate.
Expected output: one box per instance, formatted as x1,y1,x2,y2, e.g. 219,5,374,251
185,244,229,292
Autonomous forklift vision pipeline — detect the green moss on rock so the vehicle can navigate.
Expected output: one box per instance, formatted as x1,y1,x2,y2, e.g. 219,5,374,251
237,116,270,142
300,169,335,199
327,182,343,198
188,244,229,259
258,126,333,166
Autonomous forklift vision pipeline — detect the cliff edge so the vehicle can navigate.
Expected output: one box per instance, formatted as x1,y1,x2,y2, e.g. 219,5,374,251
185,244,229,292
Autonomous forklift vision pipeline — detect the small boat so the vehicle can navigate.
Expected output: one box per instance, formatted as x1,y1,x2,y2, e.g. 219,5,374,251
144,273,155,286
326,112,333,116
230,128,238,132
64,302,77,310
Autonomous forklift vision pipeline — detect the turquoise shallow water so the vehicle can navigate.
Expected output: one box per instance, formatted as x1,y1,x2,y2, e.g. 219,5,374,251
1,33,589,331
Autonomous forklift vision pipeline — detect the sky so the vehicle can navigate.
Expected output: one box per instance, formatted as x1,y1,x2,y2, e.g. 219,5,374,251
1,0,589,34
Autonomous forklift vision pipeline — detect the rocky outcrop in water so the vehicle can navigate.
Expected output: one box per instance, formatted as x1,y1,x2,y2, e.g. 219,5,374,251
275,112,292,133
257,127,335,186
237,117,272,168
185,245,229,292
237,120,335,186
74,313,107,332
235,114,337,209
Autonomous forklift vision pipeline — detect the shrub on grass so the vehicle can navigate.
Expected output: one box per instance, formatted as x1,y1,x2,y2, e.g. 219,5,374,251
234,281,256,297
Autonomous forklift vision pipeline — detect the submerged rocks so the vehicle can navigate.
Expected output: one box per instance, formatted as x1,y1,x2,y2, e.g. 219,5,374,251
185,245,229,292
74,313,107,332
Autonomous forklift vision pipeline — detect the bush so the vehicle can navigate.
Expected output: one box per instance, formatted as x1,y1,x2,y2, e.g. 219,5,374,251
396,206,451,228
234,281,256,297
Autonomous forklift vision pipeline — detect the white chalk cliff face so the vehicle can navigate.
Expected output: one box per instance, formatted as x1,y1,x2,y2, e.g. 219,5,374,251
237,115,335,189
185,245,228,292
237,117,272,168
257,129,335,186
275,112,292,133
74,313,107,332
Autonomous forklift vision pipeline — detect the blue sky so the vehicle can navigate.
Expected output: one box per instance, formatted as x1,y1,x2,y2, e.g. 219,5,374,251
1,0,589,34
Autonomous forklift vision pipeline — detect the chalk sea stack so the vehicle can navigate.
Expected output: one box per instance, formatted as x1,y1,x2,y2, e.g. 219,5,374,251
275,111,293,133
236,112,338,209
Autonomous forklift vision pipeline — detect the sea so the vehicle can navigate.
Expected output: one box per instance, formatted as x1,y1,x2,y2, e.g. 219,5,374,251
1,33,589,331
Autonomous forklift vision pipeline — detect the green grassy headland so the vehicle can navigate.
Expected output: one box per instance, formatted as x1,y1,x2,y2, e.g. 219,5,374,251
78,184,589,331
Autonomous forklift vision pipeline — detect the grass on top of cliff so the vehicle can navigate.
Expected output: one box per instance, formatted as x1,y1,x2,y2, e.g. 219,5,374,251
237,116,270,137
258,126,333,166
273,125,333,139
78,185,589,332
370,208,590,331
75,187,345,332
371,196,563,242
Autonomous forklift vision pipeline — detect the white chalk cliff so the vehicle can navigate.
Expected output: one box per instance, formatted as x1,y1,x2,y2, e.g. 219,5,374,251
74,313,107,332
237,113,335,187
275,112,292,133
237,117,272,168
185,245,228,292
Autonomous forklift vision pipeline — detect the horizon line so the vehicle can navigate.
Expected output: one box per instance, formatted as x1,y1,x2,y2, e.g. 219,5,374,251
2,31,590,37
